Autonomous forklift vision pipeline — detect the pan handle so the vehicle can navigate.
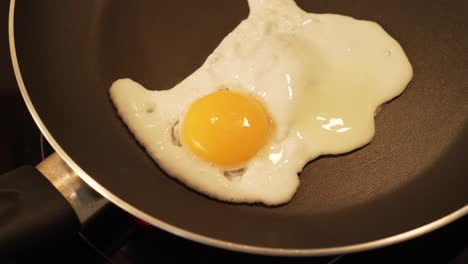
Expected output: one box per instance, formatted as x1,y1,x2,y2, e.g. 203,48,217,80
0,153,107,258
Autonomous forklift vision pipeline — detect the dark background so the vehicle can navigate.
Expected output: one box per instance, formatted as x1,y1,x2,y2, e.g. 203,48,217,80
1,0,467,263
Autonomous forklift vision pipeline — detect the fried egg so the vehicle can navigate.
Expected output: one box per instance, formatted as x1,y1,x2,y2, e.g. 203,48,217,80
110,0,413,205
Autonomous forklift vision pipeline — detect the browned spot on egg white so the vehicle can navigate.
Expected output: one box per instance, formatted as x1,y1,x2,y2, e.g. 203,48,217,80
223,167,246,181
171,120,182,147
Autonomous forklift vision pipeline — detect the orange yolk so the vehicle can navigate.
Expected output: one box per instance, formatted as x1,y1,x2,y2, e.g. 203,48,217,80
181,90,270,168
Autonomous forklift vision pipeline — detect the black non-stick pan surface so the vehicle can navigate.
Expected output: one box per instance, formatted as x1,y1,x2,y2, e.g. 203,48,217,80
9,0,468,255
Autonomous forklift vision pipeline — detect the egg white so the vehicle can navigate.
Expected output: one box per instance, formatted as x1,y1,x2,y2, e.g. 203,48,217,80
110,0,413,205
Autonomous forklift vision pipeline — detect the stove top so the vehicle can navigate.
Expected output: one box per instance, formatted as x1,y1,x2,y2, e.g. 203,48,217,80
1,1,466,263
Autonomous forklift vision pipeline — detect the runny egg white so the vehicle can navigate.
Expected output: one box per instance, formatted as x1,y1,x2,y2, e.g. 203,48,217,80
110,0,413,205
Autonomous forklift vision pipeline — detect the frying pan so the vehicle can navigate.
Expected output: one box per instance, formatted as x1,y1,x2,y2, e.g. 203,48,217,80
5,0,468,257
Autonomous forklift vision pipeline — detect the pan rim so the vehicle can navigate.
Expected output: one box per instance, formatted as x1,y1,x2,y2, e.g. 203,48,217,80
8,0,468,257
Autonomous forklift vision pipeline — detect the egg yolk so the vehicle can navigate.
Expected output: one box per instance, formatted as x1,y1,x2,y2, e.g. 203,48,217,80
181,90,270,168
